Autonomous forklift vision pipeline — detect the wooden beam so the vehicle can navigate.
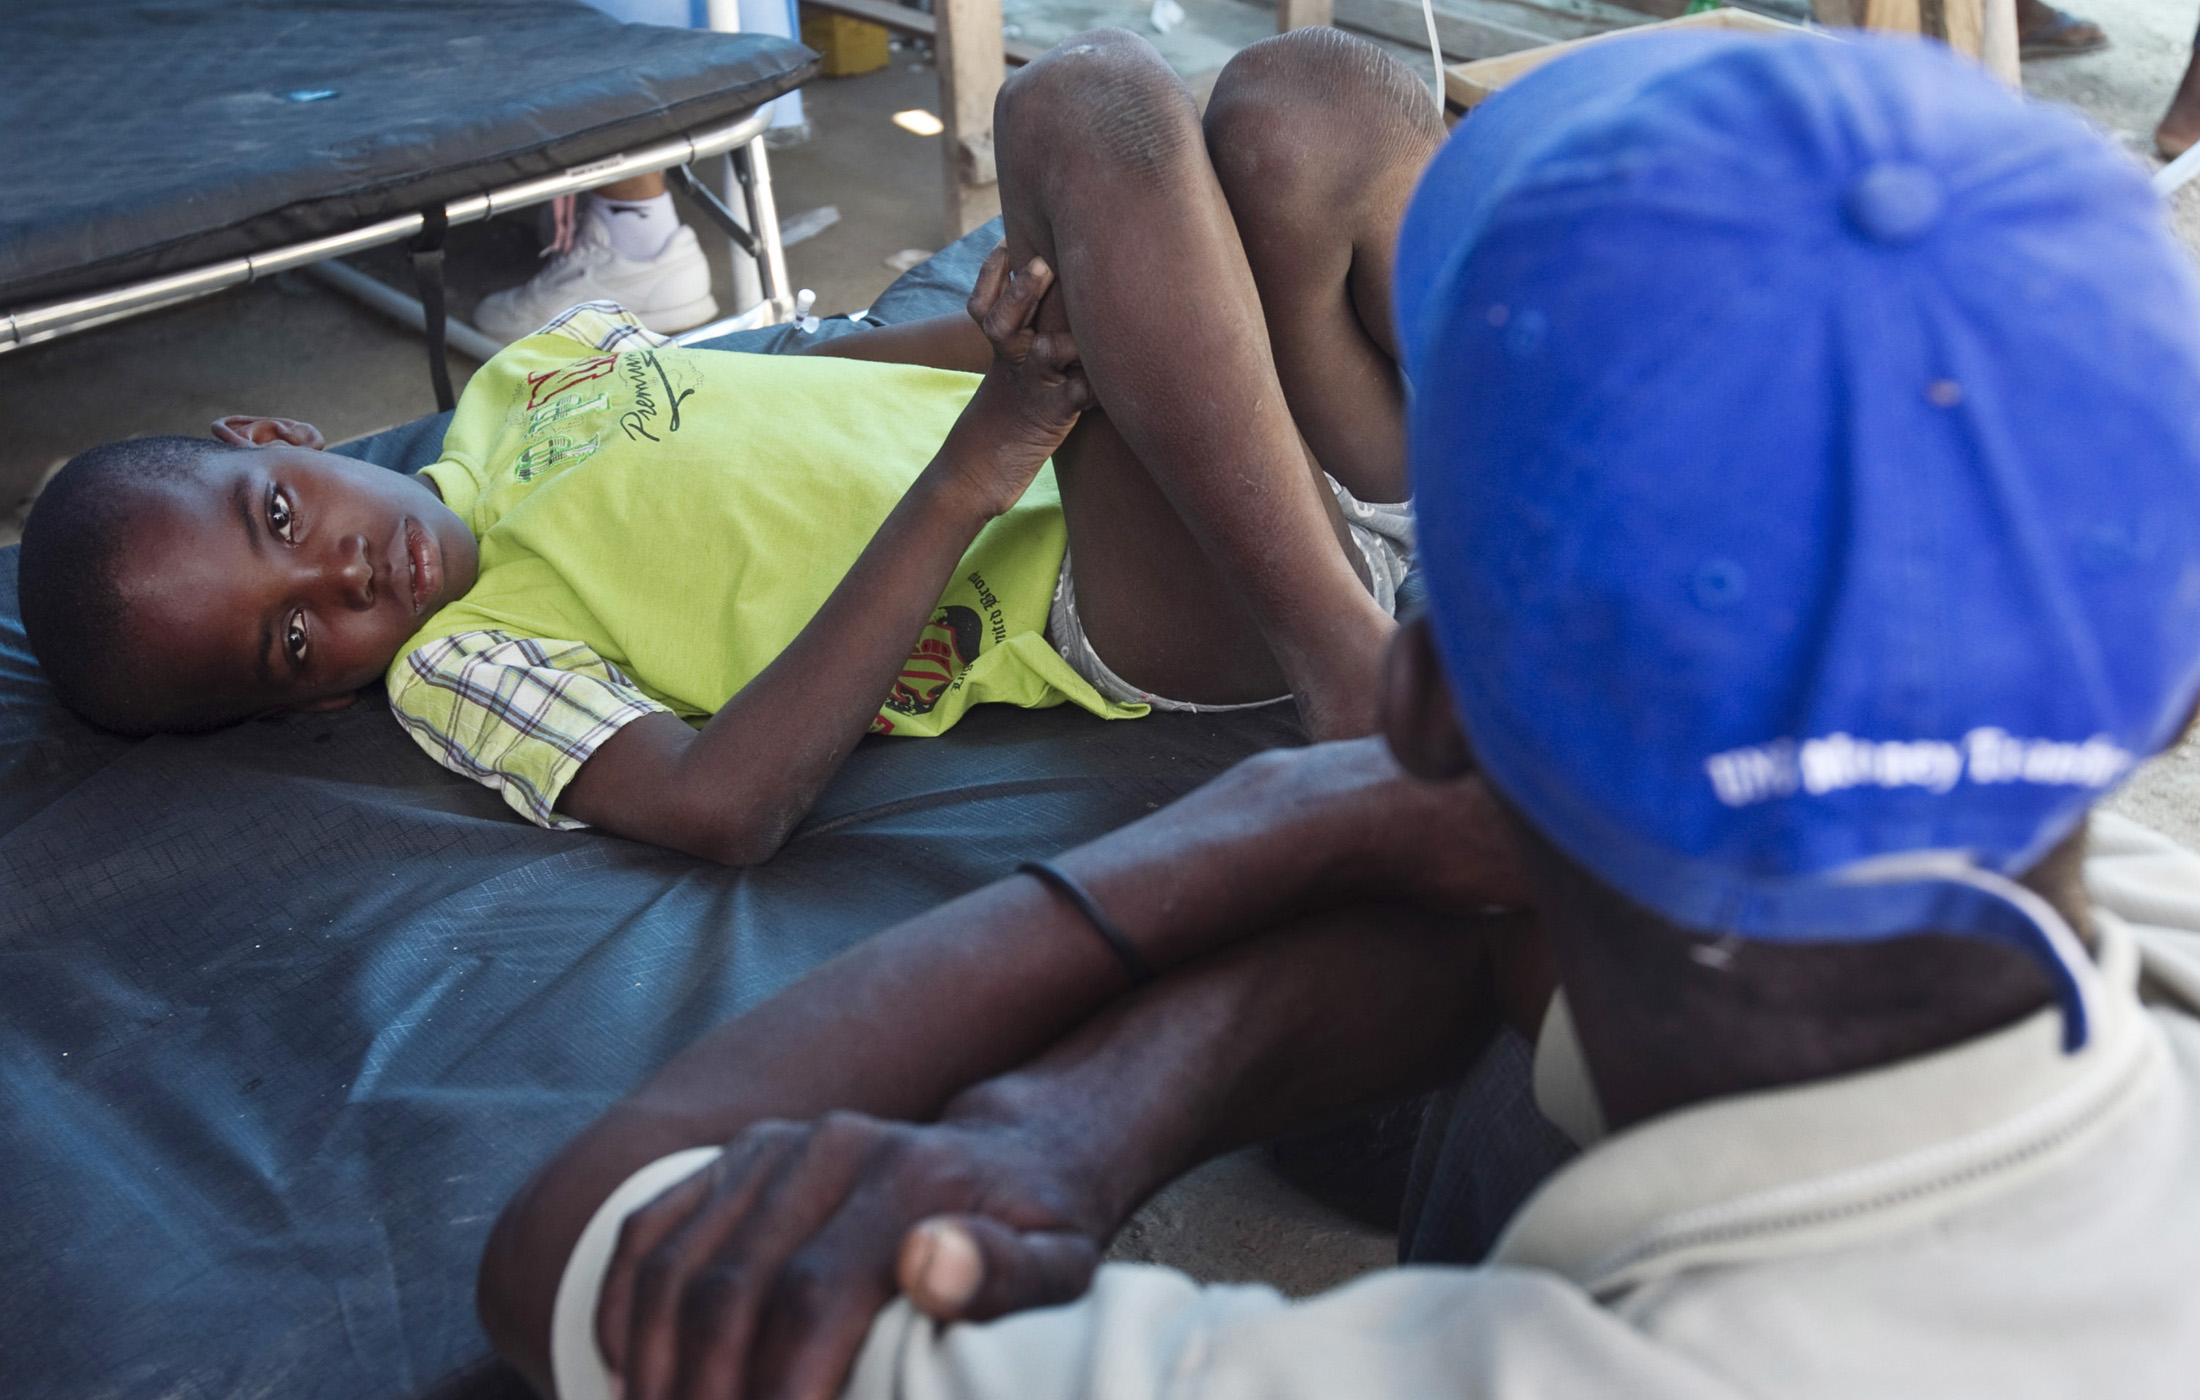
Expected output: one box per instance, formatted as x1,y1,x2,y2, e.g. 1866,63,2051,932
934,0,1006,243
1941,0,1984,56
1861,0,1922,32
1979,0,2019,84
1443,5,1804,109
1278,0,1336,32
1834,0,2018,85
801,0,1048,65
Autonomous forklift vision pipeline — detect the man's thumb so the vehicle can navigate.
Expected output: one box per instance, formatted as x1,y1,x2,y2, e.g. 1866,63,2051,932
895,1215,1100,1323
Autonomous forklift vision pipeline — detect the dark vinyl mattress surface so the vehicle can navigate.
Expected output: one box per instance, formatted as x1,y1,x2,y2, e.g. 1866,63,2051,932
1,0,814,308
0,228,1304,1397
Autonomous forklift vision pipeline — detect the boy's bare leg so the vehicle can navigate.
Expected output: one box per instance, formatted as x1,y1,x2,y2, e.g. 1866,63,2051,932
1205,31,1443,507
995,29,1414,737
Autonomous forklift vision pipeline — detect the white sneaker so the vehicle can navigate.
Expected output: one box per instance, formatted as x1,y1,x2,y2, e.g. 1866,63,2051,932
474,214,719,343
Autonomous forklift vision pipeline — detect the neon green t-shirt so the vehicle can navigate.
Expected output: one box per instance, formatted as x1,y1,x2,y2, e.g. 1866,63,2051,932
385,307,1140,829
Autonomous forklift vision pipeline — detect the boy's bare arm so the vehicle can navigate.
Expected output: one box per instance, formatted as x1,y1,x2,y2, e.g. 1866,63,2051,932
476,737,1532,1396
793,313,992,373
557,256,1080,864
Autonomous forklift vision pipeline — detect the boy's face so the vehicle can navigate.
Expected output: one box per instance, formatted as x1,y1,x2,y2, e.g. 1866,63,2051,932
116,421,480,727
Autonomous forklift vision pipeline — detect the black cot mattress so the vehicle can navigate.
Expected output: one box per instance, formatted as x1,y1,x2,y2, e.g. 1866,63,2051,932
1,0,814,310
0,230,1305,1399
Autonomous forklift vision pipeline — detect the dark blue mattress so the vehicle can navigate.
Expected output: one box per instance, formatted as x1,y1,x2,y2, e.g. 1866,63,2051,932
1,0,815,308
0,228,1304,1399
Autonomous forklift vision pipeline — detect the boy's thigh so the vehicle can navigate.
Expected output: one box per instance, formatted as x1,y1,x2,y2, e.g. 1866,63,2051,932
1057,413,1359,706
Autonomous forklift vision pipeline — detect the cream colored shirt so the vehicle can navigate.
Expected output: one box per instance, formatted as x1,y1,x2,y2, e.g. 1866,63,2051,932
554,810,2200,1400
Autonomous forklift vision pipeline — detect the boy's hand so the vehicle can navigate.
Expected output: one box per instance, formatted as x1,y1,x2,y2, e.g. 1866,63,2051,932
945,244,1093,515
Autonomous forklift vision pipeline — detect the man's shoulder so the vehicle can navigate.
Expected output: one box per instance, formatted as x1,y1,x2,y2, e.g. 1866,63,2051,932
2089,809,2200,1018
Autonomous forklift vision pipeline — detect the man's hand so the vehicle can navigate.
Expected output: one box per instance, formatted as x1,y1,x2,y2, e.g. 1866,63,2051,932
1176,737,1531,920
486,736,1534,1395
943,244,1093,516
597,1111,1107,1400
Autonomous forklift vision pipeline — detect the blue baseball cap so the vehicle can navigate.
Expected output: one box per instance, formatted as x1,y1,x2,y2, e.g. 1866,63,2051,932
1397,33,2200,1049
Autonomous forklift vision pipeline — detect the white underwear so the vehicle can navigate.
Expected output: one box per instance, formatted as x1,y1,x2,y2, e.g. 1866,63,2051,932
1047,476,1415,712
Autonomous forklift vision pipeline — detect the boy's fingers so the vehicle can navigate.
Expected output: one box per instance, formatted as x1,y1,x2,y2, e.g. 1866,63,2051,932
1016,256,1054,306
1030,329,1080,375
895,1216,1100,1324
981,258,1055,346
1005,259,1056,331
966,243,1010,325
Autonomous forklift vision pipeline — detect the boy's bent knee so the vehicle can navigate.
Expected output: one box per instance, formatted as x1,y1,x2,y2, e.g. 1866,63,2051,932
999,29,1201,189
1210,27,1429,114
1205,30,1441,199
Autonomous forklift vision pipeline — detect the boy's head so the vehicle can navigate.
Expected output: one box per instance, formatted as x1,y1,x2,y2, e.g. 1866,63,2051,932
1388,34,2200,1053
18,415,478,735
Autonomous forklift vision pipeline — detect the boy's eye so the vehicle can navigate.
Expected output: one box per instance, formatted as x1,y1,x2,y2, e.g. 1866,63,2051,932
285,610,309,666
268,487,296,544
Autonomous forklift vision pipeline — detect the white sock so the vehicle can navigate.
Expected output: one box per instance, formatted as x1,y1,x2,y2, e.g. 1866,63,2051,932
589,192,680,261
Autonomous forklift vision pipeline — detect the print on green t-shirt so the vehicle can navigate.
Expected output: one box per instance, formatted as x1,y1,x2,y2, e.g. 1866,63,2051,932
395,333,1145,736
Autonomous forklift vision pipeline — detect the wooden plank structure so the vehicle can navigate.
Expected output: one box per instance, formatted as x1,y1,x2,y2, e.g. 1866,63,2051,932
1445,0,2016,110
1444,5,1802,108
805,0,2019,245
807,0,1040,241
934,0,1009,239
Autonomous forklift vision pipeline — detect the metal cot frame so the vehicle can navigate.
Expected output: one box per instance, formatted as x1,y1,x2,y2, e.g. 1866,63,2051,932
0,104,797,359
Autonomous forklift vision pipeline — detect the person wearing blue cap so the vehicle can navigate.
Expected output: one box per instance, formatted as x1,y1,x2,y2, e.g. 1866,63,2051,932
479,26,2200,1400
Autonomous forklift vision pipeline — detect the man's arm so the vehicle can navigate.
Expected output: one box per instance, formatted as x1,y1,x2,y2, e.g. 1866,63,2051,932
598,901,1518,1400
477,739,1530,1395
558,257,1080,864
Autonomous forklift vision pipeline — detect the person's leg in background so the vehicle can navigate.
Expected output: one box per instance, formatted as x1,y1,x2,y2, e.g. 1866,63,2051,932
474,170,721,342
2014,0,2109,58
581,174,690,264
2158,15,2200,157
472,0,818,341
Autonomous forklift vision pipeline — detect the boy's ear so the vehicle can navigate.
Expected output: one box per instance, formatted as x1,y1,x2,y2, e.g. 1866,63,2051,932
1379,614,1476,782
213,415,327,451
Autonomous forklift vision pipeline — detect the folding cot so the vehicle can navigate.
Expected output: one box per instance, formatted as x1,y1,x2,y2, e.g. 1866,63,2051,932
0,226,1304,1399
1,0,819,405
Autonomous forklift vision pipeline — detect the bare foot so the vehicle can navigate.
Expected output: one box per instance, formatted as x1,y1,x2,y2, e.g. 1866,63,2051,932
2015,0,2108,58
2160,48,2200,158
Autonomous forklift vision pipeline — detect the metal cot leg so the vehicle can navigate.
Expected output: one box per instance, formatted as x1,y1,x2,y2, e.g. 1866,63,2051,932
735,136,792,319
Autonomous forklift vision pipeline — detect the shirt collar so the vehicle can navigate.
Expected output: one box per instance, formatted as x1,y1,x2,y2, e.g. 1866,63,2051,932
418,457,483,533
1493,906,2166,1297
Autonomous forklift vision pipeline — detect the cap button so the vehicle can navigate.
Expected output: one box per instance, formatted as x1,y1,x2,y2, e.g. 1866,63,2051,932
1843,161,1944,245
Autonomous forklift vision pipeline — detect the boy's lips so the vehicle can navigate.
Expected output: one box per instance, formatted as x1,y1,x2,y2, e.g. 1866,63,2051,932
404,518,439,614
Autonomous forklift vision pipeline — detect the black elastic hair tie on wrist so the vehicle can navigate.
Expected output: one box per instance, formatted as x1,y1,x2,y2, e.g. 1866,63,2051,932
1018,859,1155,988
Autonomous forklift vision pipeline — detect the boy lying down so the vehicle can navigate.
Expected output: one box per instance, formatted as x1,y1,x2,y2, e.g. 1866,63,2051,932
16,31,1436,863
